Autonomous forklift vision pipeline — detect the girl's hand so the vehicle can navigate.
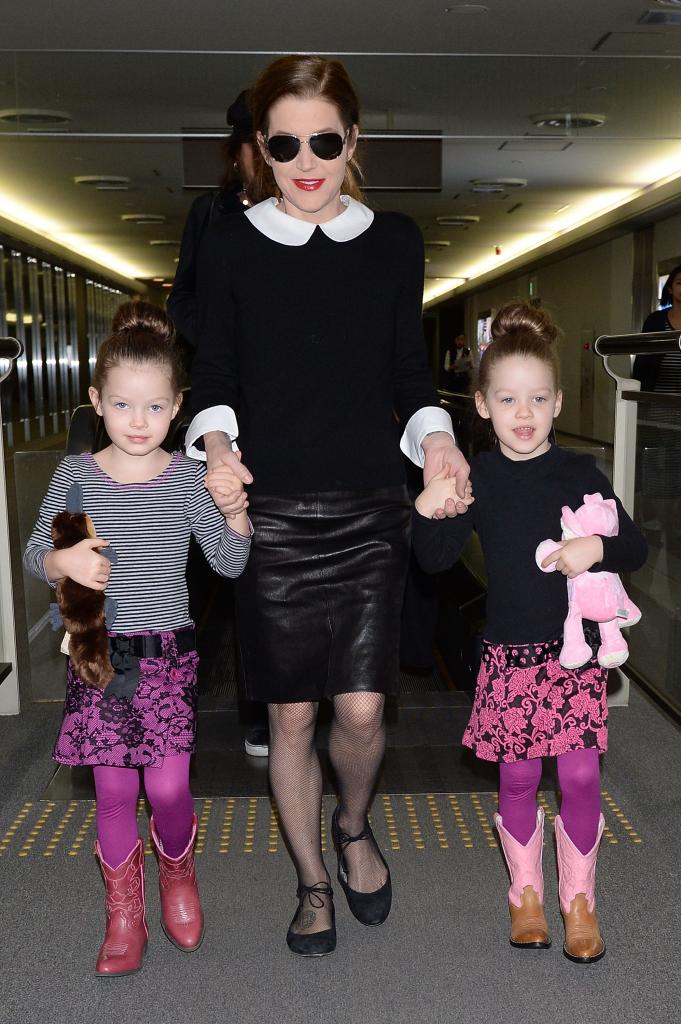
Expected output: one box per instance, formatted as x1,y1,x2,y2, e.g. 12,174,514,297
415,467,475,519
46,537,112,590
541,536,604,578
204,440,252,516
205,463,250,520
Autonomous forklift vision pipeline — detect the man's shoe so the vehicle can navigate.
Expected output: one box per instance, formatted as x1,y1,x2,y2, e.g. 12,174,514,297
244,727,269,757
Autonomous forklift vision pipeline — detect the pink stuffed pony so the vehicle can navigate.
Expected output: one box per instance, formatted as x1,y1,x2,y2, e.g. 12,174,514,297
535,493,641,669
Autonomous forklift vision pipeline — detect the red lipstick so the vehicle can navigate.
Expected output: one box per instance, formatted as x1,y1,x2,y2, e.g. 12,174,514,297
293,179,325,191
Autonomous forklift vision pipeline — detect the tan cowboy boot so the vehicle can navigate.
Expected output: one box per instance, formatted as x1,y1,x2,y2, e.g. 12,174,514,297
555,813,606,963
494,806,551,948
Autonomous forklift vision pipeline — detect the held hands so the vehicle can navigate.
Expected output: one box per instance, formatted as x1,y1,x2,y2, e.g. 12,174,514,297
205,463,251,535
46,537,112,591
204,433,253,517
541,536,604,578
422,434,471,518
415,466,475,520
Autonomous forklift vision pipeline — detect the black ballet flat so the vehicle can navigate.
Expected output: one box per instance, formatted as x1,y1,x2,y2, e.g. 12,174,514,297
286,881,336,957
331,805,392,926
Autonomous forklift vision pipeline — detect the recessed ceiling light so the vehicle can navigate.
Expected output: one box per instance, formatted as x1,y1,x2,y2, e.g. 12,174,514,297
0,108,72,126
529,112,605,129
121,214,167,225
152,277,165,283
74,175,131,191
470,178,527,193
149,239,181,247
436,215,481,227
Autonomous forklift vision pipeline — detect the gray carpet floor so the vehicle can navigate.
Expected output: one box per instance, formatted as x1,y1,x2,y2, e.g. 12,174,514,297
0,686,679,1024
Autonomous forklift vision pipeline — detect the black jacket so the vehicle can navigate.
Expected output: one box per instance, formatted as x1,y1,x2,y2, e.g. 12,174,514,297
168,189,246,345
634,309,671,390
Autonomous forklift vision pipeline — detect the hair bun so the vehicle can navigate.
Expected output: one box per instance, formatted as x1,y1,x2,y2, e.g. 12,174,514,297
112,300,173,342
490,302,557,345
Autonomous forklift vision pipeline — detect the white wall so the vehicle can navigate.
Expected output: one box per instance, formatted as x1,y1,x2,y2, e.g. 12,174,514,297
464,233,635,444
653,211,681,270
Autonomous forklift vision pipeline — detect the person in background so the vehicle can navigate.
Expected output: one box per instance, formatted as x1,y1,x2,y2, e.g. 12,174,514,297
168,89,270,759
443,333,472,392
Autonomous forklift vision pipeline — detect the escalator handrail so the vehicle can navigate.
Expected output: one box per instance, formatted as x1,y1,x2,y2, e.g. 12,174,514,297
0,336,23,361
594,330,681,357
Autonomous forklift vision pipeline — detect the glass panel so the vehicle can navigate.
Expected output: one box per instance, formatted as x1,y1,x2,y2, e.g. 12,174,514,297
628,396,681,710
13,450,65,701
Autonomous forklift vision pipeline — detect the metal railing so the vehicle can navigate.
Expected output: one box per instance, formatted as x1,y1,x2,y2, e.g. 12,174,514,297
0,337,24,712
594,329,681,722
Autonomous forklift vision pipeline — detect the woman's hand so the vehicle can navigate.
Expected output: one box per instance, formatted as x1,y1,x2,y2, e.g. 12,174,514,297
415,466,475,519
45,538,111,590
421,434,471,518
204,431,253,516
541,536,604,578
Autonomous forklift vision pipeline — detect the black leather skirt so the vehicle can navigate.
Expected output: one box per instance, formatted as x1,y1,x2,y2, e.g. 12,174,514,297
235,486,411,703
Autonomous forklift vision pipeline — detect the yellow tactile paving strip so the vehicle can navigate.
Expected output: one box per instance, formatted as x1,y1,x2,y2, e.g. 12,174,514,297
0,791,643,860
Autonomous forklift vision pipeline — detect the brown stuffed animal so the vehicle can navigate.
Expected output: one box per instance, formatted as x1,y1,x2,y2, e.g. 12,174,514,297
51,483,115,689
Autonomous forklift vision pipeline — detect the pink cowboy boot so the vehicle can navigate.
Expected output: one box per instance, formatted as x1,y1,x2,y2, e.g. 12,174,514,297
150,814,204,951
95,838,148,976
494,807,551,948
555,813,606,963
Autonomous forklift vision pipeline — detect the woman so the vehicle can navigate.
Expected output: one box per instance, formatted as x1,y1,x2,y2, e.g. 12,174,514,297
186,55,469,956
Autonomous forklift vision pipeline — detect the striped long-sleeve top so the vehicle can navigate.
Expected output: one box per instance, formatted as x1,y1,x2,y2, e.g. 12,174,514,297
24,451,251,633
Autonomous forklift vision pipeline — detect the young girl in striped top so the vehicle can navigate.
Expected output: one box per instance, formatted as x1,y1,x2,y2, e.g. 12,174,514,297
24,301,251,977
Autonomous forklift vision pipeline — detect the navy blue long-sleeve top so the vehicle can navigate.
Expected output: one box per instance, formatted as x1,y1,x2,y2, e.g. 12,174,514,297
412,444,648,645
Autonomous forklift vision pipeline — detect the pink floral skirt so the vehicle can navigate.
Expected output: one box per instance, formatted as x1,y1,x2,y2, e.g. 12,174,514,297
53,631,199,769
462,636,608,763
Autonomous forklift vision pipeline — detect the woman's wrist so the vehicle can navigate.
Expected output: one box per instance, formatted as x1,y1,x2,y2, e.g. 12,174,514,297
421,431,454,453
204,431,231,457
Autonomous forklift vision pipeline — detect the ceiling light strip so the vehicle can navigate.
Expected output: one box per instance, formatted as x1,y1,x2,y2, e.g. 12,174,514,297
423,158,681,305
0,193,148,280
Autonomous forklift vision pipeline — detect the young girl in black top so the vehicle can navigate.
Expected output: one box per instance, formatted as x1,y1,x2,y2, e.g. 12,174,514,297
413,303,647,964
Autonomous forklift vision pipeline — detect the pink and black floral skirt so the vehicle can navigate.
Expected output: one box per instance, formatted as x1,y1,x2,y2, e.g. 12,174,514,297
462,636,608,763
53,631,199,769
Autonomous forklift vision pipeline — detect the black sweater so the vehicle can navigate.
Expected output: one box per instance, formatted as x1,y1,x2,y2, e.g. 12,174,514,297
191,211,438,493
412,445,648,645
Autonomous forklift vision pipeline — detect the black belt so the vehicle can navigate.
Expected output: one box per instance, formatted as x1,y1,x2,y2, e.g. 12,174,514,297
105,628,196,701
109,628,196,659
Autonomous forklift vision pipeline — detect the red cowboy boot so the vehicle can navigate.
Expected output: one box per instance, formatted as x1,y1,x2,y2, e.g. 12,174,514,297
95,838,148,976
150,814,204,951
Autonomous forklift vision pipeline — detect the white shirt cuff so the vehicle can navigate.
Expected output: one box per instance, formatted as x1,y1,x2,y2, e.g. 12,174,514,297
185,406,239,461
400,407,456,468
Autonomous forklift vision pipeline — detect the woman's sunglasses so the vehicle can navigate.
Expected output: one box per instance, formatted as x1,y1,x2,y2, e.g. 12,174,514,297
264,130,349,164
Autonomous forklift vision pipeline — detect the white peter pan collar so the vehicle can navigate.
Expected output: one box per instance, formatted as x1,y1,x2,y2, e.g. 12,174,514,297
245,194,374,246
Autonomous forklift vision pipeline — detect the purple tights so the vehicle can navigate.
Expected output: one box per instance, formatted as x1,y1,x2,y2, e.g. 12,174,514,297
94,753,194,868
498,748,601,855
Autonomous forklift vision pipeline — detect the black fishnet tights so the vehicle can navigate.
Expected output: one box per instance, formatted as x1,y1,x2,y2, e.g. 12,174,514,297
268,692,387,935
329,692,387,893
268,701,330,935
